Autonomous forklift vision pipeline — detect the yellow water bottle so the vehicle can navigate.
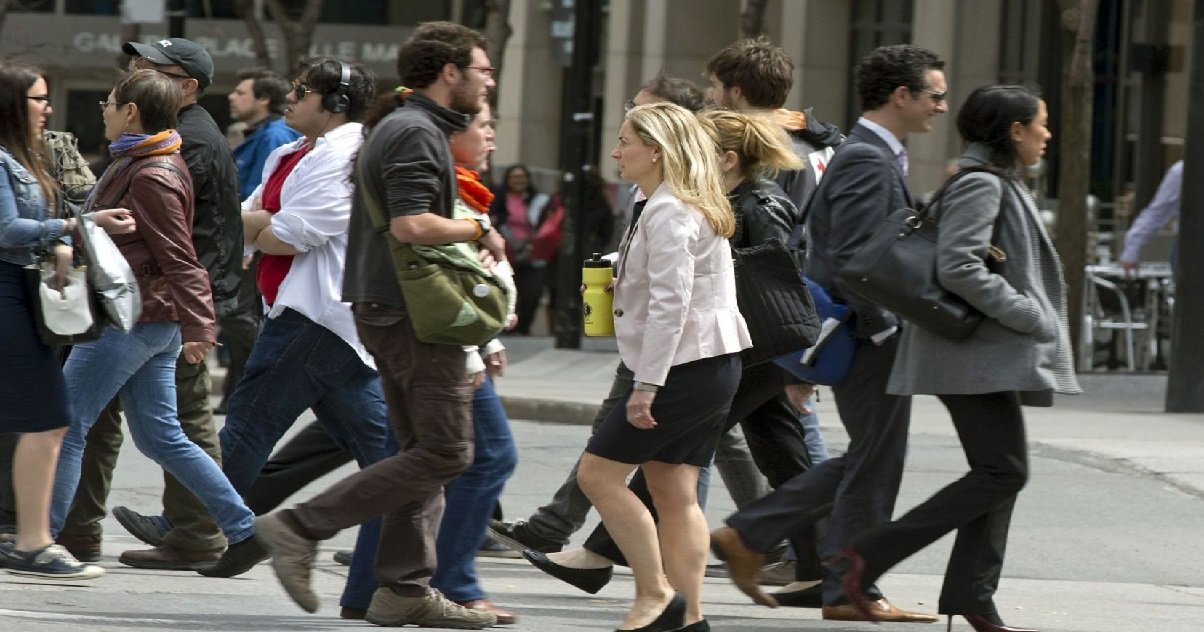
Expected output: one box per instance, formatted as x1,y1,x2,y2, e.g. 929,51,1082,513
582,253,615,337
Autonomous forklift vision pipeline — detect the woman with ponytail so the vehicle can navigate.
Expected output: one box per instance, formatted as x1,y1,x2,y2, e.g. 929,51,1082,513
49,70,263,576
430,100,521,624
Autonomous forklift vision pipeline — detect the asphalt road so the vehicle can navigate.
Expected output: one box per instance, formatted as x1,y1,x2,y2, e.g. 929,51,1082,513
2,410,1202,631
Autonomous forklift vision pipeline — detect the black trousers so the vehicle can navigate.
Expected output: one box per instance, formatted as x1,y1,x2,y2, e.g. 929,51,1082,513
243,420,354,515
0,432,16,530
850,391,1027,615
583,361,815,572
726,335,911,605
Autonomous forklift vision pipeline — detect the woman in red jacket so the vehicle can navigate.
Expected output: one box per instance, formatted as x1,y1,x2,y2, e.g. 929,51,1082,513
489,164,563,334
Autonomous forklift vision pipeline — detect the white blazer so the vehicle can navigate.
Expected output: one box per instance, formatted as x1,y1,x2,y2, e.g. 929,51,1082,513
612,183,751,386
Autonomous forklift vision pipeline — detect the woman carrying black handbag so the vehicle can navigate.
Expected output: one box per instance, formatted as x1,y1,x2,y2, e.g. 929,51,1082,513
833,85,1081,632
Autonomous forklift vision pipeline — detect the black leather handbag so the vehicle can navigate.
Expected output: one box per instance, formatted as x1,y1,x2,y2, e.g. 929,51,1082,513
836,168,1011,340
732,238,821,367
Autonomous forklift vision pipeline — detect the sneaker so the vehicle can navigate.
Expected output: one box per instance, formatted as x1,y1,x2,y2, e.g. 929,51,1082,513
0,543,104,580
365,587,496,629
111,506,171,547
487,520,562,554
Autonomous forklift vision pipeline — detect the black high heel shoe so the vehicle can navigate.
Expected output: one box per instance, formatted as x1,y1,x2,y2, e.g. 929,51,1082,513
828,547,877,623
947,612,1038,632
615,593,686,632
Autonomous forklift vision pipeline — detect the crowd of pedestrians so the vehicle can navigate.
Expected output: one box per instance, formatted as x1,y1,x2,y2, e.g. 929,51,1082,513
0,21,1078,632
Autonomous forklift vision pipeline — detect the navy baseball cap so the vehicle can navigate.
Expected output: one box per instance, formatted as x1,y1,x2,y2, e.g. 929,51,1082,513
123,38,215,90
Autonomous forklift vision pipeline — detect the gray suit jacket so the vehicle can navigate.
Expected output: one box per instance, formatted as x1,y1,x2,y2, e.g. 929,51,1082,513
887,144,1081,400
805,123,912,339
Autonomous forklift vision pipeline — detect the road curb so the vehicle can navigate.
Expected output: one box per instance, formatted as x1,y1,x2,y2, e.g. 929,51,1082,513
499,396,599,426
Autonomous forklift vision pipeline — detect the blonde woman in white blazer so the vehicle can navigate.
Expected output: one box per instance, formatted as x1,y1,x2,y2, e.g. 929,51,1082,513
577,102,750,632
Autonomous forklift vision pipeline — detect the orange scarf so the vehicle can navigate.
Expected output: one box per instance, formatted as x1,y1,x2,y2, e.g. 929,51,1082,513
455,165,494,215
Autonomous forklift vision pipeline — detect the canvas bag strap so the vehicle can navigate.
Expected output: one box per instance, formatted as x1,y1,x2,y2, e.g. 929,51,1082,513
354,157,426,270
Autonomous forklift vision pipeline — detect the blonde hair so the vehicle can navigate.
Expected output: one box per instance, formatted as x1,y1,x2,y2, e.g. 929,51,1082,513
698,109,803,181
625,102,734,237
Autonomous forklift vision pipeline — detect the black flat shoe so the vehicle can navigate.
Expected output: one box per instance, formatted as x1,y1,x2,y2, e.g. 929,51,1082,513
615,593,686,632
522,549,612,594
674,619,710,632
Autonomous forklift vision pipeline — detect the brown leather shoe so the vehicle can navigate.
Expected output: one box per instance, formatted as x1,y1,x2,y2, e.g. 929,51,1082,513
55,533,102,563
710,527,776,607
118,545,221,571
822,599,939,623
456,599,517,625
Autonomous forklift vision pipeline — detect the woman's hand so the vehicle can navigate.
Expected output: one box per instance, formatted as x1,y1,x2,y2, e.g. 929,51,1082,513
479,230,507,264
92,208,137,235
626,390,657,429
484,350,507,377
181,341,214,365
51,242,73,292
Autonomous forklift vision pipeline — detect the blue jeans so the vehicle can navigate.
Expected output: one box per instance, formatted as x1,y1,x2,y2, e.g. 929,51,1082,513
217,309,395,609
51,322,255,544
431,377,518,602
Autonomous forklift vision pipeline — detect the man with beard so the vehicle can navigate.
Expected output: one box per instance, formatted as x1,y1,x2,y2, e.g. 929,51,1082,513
252,22,505,630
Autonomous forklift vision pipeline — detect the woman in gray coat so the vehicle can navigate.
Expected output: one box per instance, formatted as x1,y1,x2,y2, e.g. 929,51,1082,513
835,85,1080,632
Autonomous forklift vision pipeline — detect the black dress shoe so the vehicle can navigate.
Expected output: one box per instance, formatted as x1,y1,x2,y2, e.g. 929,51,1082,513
674,620,710,632
197,535,268,578
615,593,685,632
772,582,823,608
333,549,354,566
489,520,563,554
112,506,169,547
521,549,612,594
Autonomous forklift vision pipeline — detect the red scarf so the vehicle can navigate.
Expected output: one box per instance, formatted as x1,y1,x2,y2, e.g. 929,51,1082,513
455,165,494,215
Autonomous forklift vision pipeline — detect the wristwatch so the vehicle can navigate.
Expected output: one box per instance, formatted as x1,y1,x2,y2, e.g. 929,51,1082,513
470,215,493,239
632,381,660,393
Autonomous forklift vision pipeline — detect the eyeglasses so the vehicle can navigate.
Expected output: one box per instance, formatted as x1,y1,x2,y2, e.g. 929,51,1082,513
98,100,126,112
465,65,495,78
917,88,948,102
291,81,315,101
27,95,51,105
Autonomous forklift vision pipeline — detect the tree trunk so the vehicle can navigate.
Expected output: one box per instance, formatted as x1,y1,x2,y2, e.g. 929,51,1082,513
1056,0,1098,363
741,0,770,38
265,0,325,74
482,0,513,111
233,0,274,71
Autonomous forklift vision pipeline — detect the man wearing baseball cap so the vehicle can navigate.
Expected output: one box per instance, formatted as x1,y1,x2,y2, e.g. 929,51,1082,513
59,37,256,576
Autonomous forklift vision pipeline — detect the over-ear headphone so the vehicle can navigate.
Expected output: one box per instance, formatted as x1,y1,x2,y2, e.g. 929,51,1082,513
322,60,351,114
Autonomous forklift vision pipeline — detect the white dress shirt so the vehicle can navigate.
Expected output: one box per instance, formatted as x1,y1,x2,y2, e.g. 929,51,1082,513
243,122,373,367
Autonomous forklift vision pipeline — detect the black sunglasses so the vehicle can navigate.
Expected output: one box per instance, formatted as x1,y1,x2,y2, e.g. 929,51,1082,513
291,81,316,101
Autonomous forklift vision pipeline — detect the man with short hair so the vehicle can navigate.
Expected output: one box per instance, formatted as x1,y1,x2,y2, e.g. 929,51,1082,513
253,23,504,629
711,44,949,624
229,68,300,200
72,37,247,571
218,68,301,416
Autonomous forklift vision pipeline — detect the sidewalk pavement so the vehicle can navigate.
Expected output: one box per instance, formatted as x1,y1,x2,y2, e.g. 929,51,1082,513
491,335,1204,499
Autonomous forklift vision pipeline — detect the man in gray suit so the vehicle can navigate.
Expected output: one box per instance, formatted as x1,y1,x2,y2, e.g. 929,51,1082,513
711,44,948,623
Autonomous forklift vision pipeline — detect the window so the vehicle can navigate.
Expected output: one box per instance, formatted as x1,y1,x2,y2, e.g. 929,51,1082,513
66,0,121,14
845,0,914,126
186,0,241,19
8,0,54,13
64,89,113,158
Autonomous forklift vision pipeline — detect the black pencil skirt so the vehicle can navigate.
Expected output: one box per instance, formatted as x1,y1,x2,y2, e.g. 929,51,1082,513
586,353,741,467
